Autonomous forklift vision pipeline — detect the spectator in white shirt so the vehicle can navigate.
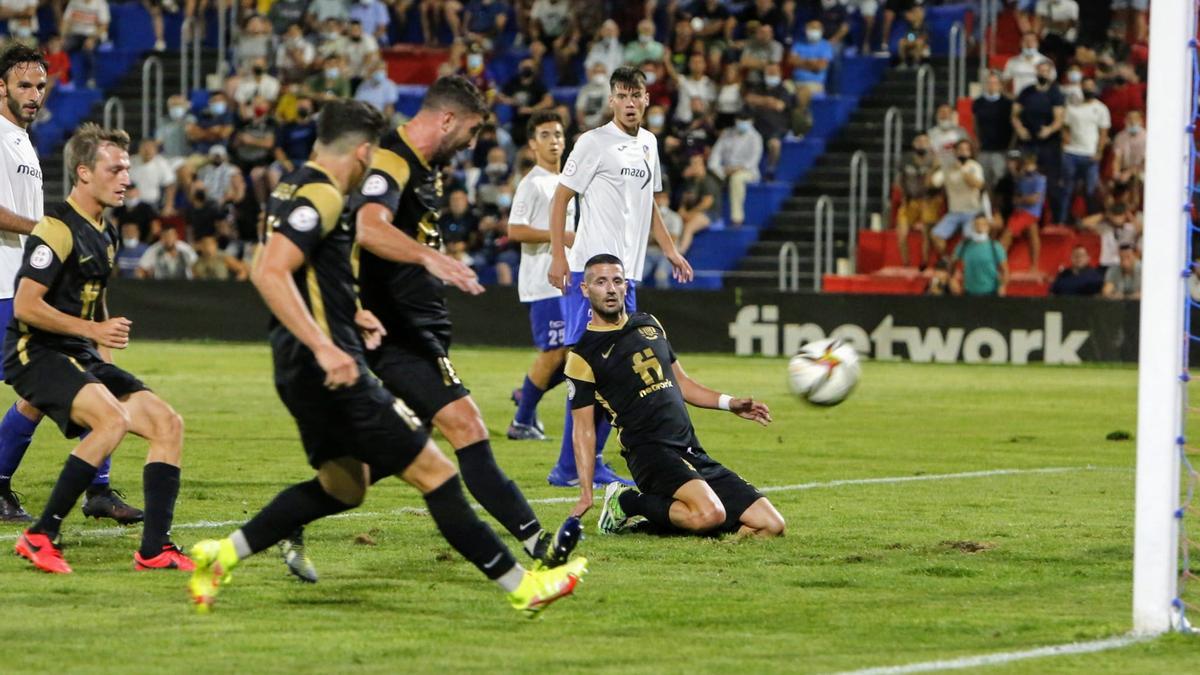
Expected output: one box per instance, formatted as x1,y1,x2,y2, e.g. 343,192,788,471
1,0,39,47
1110,109,1145,184
233,13,274,71
62,0,109,87
1002,32,1050,96
930,140,987,261
1058,77,1109,223
926,104,970,168
138,227,198,280
675,52,716,124
584,20,623,82
130,139,178,213
708,111,763,228
276,23,316,83
233,57,282,108
529,0,577,77
343,19,380,81
574,62,611,131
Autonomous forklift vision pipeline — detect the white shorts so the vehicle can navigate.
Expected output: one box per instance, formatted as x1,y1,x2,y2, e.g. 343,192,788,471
851,0,880,17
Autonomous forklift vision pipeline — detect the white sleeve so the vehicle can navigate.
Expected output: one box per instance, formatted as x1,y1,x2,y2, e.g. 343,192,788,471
508,176,540,227
1099,104,1111,130
100,0,110,24
560,133,601,195
651,139,663,192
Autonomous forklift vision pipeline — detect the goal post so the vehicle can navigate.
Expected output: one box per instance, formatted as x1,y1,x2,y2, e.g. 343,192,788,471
1132,0,1197,636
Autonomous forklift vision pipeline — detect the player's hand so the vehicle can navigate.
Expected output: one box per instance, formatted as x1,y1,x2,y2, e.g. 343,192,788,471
667,251,694,283
314,343,358,390
548,254,570,292
355,309,387,351
91,317,131,349
731,397,772,426
423,251,485,295
570,490,594,518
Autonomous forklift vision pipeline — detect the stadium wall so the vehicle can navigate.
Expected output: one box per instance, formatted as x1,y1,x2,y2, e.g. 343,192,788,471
109,280,1141,364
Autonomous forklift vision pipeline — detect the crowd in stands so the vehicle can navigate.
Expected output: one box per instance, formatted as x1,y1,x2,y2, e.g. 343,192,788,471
891,0,1147,299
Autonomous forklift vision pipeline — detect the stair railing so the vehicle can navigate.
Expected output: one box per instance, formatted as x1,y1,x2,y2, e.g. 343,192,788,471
181,16,202,97
142,56,164,141
978,0,997,83
915,63,935,131
881,105,903,224
948,21,967,104
778,241,799,292
102,96,125,131
847,150,867,274
812,195,834,292
215,0,229,82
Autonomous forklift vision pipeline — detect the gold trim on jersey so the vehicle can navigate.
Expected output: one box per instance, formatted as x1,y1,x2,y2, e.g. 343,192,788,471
564,352,595,383
15,334,30,365
31,217,75,261
66,197,104,232
398,125,431,169
304,160,337,184
586,315,628,332
370,149,411,192
595,391,618,428
306,267,331,337
295,182,344,235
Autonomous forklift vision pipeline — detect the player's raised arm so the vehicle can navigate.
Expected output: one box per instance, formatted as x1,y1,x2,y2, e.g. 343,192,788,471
547,183,577,291
355,202,485,295
671,361,772,426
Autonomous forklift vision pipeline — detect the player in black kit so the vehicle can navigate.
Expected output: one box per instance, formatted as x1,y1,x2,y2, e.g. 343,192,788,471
188,100,586,617
565,254,786,539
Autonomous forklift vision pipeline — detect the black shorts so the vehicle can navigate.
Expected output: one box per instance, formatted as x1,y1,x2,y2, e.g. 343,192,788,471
273,345,430,475
4,342,147,438
622,442,764,534
366,342,470,423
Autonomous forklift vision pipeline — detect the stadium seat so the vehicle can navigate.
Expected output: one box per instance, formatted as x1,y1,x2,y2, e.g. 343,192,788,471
744,183,792,228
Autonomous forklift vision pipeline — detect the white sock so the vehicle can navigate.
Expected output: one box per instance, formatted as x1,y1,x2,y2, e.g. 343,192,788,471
522,530,544,556
495,563,526,593
229,529,252,560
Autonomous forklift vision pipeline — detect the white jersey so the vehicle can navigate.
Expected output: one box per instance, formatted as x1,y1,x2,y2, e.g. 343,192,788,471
511,165,575,302
560,122,662,282
0,114,42,300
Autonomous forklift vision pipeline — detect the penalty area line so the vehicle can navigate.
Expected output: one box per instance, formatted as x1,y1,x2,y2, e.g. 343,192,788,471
0,465,1099,542
831,634,1152,675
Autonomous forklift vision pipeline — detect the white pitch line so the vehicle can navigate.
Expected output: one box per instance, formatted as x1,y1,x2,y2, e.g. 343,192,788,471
832,634,1152,675
0,466,1096,542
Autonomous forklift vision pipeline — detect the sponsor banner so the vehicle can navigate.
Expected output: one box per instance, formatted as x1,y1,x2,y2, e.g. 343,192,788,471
106,280,1142,363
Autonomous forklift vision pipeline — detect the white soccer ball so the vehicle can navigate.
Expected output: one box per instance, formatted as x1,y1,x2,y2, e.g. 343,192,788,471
787,339,861,406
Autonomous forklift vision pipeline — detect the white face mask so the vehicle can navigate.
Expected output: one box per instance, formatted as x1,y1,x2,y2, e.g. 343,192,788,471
938,119,954,130
123,237,140,248
1022,47,1038,57
592,74,607,85
1127,124,1142,134
806,29,823,43
643,71,657,85
735,119,752,134
967,227,990,243
639,33,652,43
1068,71,1082,83
648,113,665,127
764,75,781,87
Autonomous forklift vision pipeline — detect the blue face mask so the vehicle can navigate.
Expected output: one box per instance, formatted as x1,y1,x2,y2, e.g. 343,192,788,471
373,70,386,83
467,54,483,70
210,102,227,115
735,119,752,133
497,193,513,209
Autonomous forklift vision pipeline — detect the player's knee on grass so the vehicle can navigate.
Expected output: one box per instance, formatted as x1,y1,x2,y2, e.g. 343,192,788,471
741,498,786,537
401,442,460,494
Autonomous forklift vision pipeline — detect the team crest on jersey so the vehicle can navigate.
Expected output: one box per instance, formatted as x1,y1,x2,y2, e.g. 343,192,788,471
563,159,578,177
29,244,53,269
288,205,319,232
638,326,658,340
361,174,388,196
513,201,528,218
566,379,576,401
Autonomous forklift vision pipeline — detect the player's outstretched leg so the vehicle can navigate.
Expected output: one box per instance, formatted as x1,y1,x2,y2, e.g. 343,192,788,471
122,391,191,570
0,399,40,521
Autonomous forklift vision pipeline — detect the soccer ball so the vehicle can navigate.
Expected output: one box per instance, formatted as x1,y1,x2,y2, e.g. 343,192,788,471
787,339,861,406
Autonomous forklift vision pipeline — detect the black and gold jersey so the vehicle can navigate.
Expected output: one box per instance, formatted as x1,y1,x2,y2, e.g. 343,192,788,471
6,198,117,355
349,124,452,357
565,312,694,451
265,161,362,356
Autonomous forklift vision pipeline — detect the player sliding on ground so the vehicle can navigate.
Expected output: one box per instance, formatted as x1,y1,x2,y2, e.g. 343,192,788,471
187,100,586,617
9,124,190,573
566,254,786,538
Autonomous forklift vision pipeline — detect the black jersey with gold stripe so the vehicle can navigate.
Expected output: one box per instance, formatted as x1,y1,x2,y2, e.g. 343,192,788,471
5,198,117,355
265,162,362,356
349,125,452,357
564,312,695,451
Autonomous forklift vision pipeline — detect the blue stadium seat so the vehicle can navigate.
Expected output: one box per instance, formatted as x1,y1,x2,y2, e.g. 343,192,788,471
110,2,155,53
776,138,826,183
744,183,793,228
395,85,429,117
926,3,972,56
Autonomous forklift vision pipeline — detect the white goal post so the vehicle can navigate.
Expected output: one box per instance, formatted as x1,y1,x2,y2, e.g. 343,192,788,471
1133,0,1197,636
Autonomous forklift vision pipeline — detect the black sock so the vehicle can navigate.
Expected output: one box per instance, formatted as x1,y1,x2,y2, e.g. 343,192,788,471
139,462,181,558
455,441,541,541
0,478,10,493
31,455,98,539
239,479,354,556
424,475,517,580
85,484,109,497
618,489,677,532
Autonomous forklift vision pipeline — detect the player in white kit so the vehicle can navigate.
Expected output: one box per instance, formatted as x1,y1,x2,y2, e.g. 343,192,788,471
543,66,692,487
0,45,141,523
506,110,575,441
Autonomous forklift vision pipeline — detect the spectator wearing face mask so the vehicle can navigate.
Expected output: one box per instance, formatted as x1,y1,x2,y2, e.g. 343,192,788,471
234,57,281,108
458,43,496,104
2,0,39,48
355,63,400,118
789,20,833,100
675,52,716,125
498,58,553,146
275,23,315,83
476,146,513,211
744,61,795,175
893,133,940,268
950,213,1008,297
305,54,352,102
116,223,149,279
1003,32,1051,96
584,20,624,84
343,20,380,82
270,97,318,187
926,103,970,168
349,0,391,45
112,185,162,246
232,95,276,196
1058,77,1109,224
641,60,675,111
1012,60,1065,212
708,111,762,228
575,62,612,132
930,140,987,261
156,95,193,190
625,19,665,66
137,227,198,280
1110,109,1145,184
972,72,1014,187
130,139,178,215
1050,245,1103,296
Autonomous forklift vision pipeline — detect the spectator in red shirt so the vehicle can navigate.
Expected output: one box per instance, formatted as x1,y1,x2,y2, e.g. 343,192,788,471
1100,63,1146,133
38,34,72,122
641,60,675,111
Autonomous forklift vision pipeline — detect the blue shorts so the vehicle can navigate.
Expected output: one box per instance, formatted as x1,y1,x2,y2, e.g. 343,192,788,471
561,271,637,346
527,297,566,351
0,299,11,379
932,211,976,241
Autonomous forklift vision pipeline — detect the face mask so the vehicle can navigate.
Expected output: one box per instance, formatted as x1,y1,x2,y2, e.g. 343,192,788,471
806,29,822,43
210,102,227,115
373,70,387,83
967,228,989,243
254,105,269,117
15,26,32,38
467,54,483,70
648,113,665,127
485,162,507,177
253,66,265,76
643,71,657,85
913,147,927,156
592,74,607,85
497,193,513,209
1036,75,1050,86
957,155,970,163
1022,47,1038,57
124,198,140,207
325,68,340,79
323,32,340,41
1083,90,1098,100
169,106,187,120
983,92,1000,101
938,119,954,130
1127,124,1142,134
735,119,752,133
297,108,311,119
1068,71,1082,83
764,75,782,87
123,237,140,248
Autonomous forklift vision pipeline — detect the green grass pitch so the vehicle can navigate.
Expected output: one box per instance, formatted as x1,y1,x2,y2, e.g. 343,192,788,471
0,342,1196,673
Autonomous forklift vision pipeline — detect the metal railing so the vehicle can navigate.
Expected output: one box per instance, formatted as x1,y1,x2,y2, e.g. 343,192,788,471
103,96,125,131
142,56,164,141
216,1,231,82
777,242,799,292
881,106,903,222
847,151,867,274
948,21,967,104
181,16,202,97
978,0,998,83
812,196,835,292
915,63,935,131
